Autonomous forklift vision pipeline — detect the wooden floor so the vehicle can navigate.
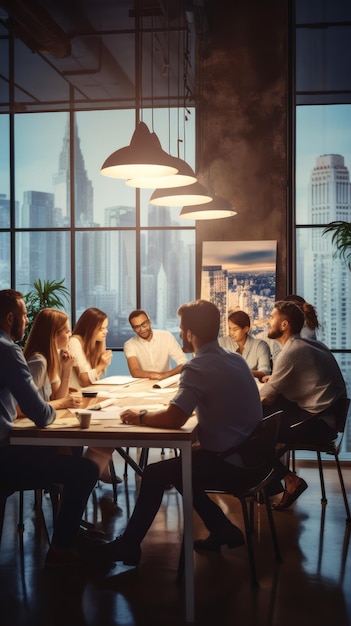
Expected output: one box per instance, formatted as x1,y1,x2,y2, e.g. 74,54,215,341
0,450,350,626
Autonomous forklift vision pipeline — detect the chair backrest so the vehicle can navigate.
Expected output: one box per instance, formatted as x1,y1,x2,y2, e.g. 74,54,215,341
237,410,283,469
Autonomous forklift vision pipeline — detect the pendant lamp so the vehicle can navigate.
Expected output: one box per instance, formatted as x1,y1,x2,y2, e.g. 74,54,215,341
100,122,178,180
125,156,197,189
179,195,237,220
149,181,212,207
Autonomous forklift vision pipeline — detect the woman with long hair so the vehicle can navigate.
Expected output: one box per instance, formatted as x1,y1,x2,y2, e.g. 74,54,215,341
68,307,112,388
23,308,82,410
68,308,120,483
284,294,320,340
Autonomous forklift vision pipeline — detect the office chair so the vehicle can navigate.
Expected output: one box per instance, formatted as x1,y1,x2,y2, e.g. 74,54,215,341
178,410,283,587
0,485,60,547
284,396,351,523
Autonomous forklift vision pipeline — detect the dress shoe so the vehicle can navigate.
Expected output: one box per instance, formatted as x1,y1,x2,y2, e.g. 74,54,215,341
83,536,141,566
273,477,308,511
194,525,245,552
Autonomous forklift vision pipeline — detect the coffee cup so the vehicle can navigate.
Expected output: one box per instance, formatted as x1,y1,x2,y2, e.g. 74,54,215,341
76,409,92,429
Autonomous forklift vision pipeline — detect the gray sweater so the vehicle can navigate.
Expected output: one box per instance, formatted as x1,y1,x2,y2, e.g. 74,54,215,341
259,335,346,414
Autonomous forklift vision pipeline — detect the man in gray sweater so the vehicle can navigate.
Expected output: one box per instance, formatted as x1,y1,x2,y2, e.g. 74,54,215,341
260,300,347,510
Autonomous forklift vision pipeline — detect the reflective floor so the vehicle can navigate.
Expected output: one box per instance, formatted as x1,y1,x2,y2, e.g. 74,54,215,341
0,451,350,626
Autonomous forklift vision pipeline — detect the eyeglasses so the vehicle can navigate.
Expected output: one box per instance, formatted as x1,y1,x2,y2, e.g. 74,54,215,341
132,319,150,332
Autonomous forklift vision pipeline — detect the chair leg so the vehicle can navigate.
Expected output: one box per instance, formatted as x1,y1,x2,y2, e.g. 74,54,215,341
0,492,8,547
316,451,327,503
18,490,24,532
239,497,259,587
124,447,129,479
139,448,149,471
334,455,351,523
262,488,282,563
109,459,118,505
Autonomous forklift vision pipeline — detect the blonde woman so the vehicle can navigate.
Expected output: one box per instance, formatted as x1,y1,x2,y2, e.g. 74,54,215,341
68,308,112,388
23,308,82,410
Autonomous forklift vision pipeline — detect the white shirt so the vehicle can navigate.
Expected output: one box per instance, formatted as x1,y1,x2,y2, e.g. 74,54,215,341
123,329,187,372
68,336,100,388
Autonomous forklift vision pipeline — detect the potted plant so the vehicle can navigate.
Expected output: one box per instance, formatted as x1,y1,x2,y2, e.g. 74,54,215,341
323,220,351,271
20,278,70,347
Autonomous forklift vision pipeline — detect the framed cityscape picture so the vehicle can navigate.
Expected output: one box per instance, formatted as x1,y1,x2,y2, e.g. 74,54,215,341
201,240,277,340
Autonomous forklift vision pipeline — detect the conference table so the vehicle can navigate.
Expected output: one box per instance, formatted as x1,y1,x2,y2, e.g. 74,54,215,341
10,377,198,623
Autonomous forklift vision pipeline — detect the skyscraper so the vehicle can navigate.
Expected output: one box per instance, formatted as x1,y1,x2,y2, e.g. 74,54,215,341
301,154,351,451
302,154,351,354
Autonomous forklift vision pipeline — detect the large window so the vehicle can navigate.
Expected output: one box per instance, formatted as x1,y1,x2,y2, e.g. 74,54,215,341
295,1,351,457
1,108,196,374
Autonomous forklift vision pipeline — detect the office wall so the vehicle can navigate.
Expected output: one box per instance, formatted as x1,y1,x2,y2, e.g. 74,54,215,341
195,0,289,298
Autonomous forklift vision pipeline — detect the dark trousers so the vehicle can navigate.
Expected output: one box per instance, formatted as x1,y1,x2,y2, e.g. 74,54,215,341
263,396,338,479
123,447,267,547
0,445,99,548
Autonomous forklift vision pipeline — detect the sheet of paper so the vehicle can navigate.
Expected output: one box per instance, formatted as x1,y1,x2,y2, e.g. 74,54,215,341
152,373,180,389
92,376,142,385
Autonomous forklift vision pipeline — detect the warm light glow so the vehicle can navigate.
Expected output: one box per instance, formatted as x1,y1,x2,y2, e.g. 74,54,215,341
179,196,237,220
100,122,178,179
126,157,197,189
149,181,212,206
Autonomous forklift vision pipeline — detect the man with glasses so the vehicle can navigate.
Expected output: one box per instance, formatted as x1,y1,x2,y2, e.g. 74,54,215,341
124,309,187,381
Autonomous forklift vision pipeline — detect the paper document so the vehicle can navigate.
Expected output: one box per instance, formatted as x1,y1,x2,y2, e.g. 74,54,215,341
152,373,180,389
89,398,116,410
92,376,142,385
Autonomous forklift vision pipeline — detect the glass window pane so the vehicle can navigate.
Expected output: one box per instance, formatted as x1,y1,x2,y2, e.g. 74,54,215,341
296,226,351,348
0,232,10,288
15,113,69,226
295,105,351,225
296,0,351,24
296,26,351,98
75,230,136,349
0,115,10,226
15,231,71,301
0,33,8,113
140,229,195,328
75,110,136,227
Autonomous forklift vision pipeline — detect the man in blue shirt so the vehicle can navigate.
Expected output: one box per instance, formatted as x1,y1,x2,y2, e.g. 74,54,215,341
89,299,265,566
0,289,99,566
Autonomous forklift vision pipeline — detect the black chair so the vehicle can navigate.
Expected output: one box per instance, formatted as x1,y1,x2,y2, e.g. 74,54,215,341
178,410,283,587
284,396,351,523
0,485,60,547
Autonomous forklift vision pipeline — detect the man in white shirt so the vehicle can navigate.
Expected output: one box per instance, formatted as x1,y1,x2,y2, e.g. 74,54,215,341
123,309,188,381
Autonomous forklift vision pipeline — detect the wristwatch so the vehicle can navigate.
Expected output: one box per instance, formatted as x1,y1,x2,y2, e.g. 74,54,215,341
139,409,147,425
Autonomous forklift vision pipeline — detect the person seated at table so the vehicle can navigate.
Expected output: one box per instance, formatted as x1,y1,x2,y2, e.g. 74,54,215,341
284,294,320,340
219,310,271,379
260,300,346,510
85,299,269,567
68,307,121,484
68,307,112,388
124,309,188,381
23,308,82,411
0,289,99,566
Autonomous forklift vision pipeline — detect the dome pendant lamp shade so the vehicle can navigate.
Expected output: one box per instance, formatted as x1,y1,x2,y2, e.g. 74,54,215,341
179,195,237,220
100,122,179,179
149,181,212,207
126,157,197,189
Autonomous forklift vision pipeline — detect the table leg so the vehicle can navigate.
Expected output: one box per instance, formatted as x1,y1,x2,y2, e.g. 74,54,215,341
181,441,195,622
